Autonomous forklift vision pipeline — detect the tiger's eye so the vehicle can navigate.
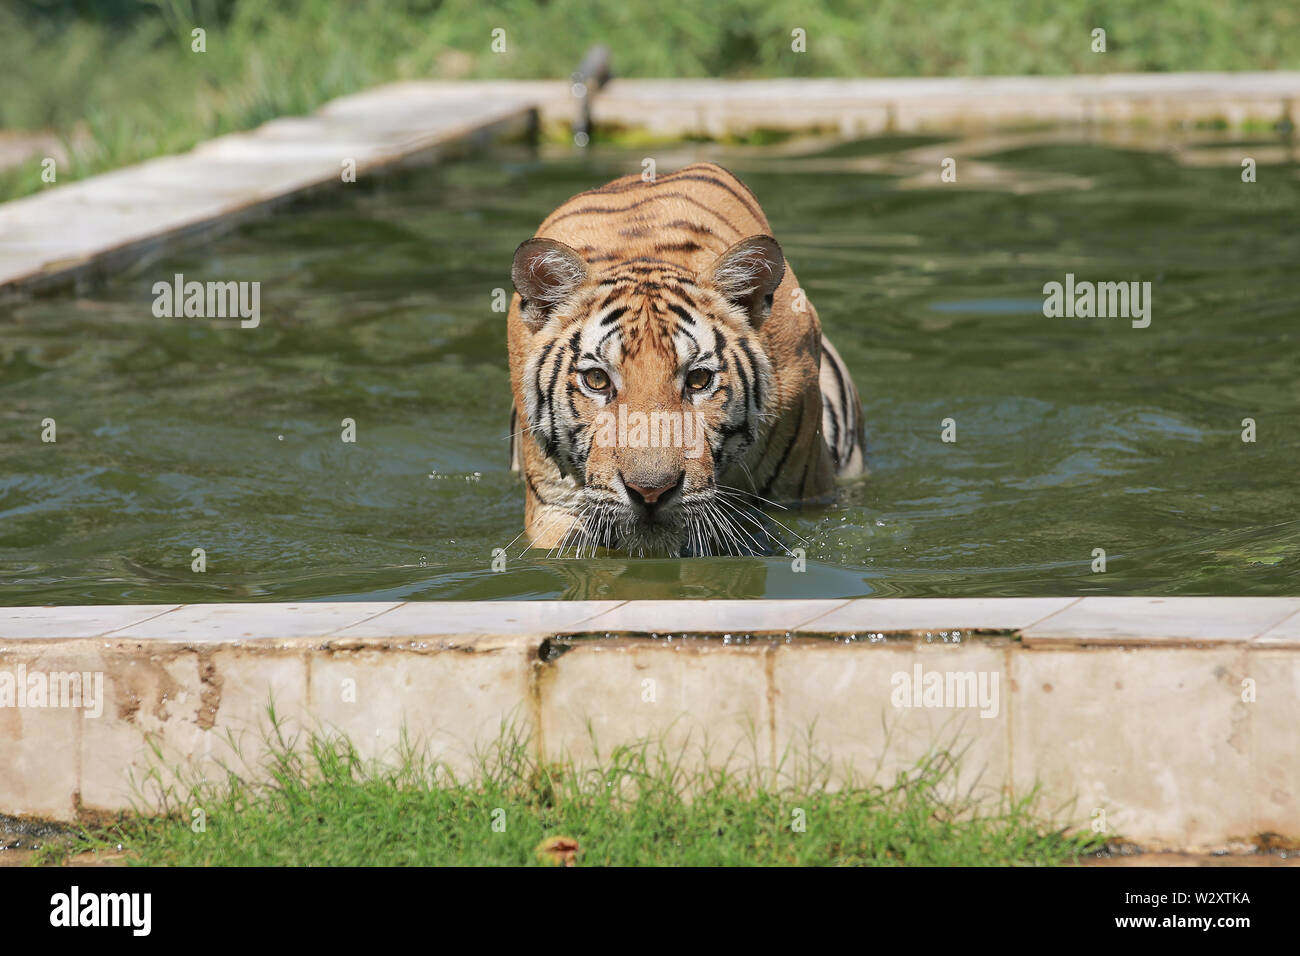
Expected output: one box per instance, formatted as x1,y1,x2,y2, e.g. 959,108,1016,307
581,368,611,391
686,368,714,391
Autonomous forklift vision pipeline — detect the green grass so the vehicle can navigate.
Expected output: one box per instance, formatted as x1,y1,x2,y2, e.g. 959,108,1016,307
3,0,1298,201
35,714,1105,866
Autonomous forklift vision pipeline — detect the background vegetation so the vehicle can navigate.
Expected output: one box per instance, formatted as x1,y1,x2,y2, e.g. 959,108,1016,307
2,0,1297,199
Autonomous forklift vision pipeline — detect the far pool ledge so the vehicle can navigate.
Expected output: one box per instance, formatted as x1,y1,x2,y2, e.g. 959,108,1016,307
2,596,1297,852
4,72,1299,299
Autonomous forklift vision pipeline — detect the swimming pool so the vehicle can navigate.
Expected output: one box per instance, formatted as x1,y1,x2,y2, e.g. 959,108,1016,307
2,128,1297,602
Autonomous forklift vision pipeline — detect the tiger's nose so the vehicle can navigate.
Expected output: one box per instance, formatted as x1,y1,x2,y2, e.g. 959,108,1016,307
623,472,684,507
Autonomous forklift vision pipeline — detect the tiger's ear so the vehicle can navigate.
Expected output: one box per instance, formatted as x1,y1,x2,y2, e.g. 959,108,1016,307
512,238,590,332
703,235,785,327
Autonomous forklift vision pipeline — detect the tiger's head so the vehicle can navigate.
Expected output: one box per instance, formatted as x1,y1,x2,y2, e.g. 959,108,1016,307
512,236,784,556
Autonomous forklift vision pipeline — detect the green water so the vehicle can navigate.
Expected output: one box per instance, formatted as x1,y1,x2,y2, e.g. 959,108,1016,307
2,130,1298,603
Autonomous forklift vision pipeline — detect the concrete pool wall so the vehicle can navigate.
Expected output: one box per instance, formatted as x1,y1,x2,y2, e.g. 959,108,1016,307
2,597,1297,851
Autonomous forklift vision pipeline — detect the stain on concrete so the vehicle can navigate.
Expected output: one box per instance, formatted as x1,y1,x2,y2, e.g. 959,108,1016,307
110,656,184,725
196,648,223,730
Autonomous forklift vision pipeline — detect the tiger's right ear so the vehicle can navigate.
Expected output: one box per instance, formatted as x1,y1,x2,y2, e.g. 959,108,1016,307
511,238,590,332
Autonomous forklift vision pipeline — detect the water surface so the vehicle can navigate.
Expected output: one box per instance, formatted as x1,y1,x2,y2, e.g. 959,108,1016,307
2,129,1297,602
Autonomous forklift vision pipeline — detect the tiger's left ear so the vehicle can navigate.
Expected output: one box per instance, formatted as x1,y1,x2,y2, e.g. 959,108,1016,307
512,238,590,332
703,235,785,328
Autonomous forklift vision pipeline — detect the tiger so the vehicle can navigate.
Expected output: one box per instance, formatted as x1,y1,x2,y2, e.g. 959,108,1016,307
506,162,864,557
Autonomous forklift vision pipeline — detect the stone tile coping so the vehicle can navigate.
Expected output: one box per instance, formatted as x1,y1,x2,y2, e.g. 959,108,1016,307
594,72,1300,105
0,83,547,297
593,72,1300,135
2,597,1298,645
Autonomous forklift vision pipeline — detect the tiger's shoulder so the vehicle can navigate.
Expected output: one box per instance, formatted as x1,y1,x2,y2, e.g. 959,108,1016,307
535,162,773,269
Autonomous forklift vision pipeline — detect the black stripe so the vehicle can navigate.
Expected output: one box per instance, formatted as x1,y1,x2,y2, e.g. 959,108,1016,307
653,240,703,254
824,339,850,415
598,287,629,309
586,166,767,226
548,194,688,222
619,257,681,269
728,345,751,412
596,324,621,354
548,194,743,235
533,340,557,411
736,336,763,411
760,393,805,498
824,400,842,467
667,303,698,327
545,346,566,448
564,383,582,448
662,173,765,225
524,470,553,507
712,327,727,356
673,287,701,310
663,218,722,237
824,341,859,453
717,421,746,440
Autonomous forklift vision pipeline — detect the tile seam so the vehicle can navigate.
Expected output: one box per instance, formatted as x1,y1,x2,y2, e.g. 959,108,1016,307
1248,605,1300,643
95,603,185,638
572,600,628,628
789,598,853,630
1019,596,1083,634
324,601,408,636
